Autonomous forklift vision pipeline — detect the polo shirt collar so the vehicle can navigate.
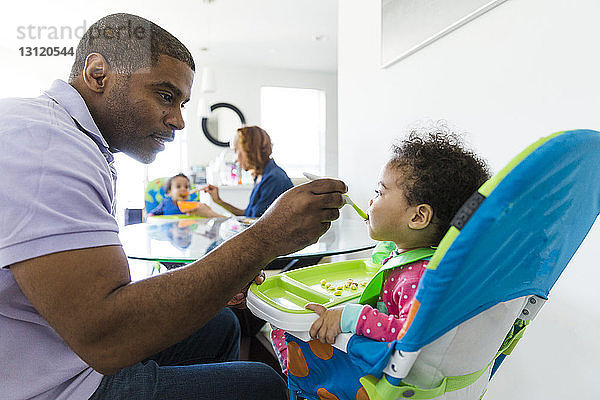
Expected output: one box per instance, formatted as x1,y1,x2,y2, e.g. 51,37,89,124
44,80,112,157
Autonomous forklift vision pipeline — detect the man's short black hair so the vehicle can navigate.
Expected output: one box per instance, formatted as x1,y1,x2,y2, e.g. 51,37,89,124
390,121,491,243
69,13,195,82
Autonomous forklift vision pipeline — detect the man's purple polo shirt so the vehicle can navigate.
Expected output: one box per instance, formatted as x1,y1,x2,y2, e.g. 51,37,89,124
0,80,121,399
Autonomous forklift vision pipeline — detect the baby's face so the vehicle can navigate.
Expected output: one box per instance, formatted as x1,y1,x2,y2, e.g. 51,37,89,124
169,176,190,201
366,163,414,244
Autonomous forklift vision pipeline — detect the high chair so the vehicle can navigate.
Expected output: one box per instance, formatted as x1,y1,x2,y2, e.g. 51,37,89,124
248,129,600,400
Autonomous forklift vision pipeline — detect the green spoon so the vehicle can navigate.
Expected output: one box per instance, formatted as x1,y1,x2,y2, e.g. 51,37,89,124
303,172,369,220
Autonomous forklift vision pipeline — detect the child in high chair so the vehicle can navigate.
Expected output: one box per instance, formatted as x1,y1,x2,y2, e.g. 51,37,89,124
149,173,222,217
271,126,490,372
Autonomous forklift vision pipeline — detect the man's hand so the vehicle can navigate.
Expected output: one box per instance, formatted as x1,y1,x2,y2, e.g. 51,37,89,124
249,179,346,258
226,270,265,309
306,303,343,344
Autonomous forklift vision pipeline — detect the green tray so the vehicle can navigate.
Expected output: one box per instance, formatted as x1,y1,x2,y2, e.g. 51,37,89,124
249,259,380,314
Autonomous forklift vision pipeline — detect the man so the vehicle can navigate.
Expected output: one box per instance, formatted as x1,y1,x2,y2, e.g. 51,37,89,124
0,13,346,399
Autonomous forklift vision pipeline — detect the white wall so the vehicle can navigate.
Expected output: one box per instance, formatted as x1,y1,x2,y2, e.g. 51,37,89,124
338,1,600,399
186,63,338,177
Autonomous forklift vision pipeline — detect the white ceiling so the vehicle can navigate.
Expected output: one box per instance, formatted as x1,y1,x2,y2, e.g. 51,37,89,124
2,0,338,72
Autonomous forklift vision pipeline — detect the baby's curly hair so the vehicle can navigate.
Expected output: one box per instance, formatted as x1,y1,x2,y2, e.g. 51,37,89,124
389,122,491,243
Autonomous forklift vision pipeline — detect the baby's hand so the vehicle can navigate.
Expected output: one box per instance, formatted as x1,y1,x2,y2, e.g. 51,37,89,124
305,303,343,344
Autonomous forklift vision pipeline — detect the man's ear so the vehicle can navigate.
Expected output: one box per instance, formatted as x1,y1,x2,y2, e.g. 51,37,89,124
408,204,434,230
82,53,111,93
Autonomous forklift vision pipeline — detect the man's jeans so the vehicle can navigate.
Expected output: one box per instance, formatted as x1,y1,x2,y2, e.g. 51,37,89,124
89,308,288,399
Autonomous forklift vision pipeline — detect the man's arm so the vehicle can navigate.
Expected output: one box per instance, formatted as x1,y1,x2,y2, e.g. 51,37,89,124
11,178,346,374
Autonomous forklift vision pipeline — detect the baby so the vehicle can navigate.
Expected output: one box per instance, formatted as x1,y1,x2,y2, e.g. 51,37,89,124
149,173,220,217
271,126,490,370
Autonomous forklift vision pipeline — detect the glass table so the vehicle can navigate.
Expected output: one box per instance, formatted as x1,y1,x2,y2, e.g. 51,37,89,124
119,216,376,265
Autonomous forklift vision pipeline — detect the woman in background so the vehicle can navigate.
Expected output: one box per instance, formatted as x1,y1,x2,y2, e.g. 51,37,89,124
204,126,293,217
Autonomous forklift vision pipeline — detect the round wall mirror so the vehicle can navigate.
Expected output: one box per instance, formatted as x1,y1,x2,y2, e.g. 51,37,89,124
201,103,246,147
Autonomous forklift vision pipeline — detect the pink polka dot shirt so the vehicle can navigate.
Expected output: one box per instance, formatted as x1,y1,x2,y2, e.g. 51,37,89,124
346,255,429,342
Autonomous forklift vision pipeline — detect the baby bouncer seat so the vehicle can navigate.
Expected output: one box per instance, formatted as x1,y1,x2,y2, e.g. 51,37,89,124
248,129,600,400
